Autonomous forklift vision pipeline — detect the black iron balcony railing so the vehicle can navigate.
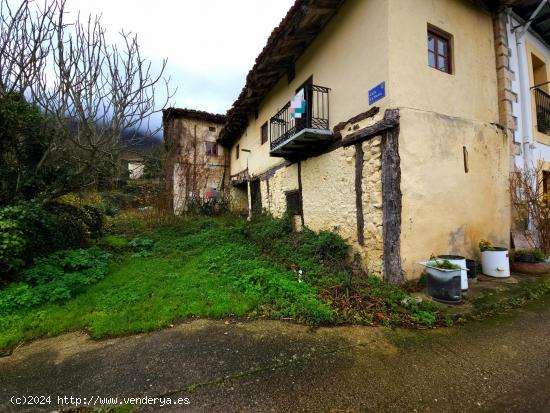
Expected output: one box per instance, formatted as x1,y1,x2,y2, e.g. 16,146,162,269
534,87,550,135
269,84,330,150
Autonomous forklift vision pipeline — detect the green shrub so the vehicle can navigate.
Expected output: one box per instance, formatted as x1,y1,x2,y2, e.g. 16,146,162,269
245,214,293,249
512,248,547,263
0,219,26,275
0,248,110,313
301,229,349,263
46,203,103,248
0,201,58,277
128,236,155,257
129,237,154,252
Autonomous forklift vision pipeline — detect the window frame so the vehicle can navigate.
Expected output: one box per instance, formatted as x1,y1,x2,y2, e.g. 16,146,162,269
205,141,218,156
428,27,452,74
261,122,268,145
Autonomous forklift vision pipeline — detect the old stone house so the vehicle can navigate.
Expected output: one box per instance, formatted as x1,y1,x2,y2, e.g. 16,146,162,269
163,108,227,213
216,0,519,283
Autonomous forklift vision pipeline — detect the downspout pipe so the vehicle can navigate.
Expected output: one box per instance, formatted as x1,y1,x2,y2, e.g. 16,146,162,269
512,14,534,169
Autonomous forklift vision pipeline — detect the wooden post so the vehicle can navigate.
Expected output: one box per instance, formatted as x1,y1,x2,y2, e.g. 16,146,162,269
355,143,365,246
297,161,305,227
381,111,403,284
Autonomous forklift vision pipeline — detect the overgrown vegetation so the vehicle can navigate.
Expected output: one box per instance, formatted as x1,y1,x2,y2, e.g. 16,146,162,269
510,165,550,253
245,214,445,327
3,206,550,353
511,248,548,263
0,212,442,351
0,248,110,313
0,195,110,281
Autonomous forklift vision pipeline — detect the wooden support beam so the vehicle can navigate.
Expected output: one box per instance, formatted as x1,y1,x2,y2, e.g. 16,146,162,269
355,143,365,246
297,161,305,227
381,109,403,284
333,106,380,136
342,109,400,147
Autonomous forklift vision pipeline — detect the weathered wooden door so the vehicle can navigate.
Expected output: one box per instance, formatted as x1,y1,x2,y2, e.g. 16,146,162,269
250,179,262,216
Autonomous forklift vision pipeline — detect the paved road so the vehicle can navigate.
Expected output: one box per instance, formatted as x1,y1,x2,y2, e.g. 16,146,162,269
1,299,549,413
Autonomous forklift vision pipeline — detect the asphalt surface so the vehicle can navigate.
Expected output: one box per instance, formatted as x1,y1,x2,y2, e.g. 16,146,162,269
1,299,549,413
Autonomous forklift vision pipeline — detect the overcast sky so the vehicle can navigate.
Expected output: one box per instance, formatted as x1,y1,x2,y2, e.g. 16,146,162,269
67,0,294,125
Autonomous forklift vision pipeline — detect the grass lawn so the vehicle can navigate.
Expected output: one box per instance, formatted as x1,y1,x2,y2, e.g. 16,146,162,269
11,212,535,352
0,215,334,350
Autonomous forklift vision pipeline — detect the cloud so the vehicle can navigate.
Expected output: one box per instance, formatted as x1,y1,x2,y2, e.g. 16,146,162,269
65,0,295,118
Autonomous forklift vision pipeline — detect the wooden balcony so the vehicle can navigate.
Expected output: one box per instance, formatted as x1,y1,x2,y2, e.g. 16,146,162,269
534,87,550,135
269,84,336,159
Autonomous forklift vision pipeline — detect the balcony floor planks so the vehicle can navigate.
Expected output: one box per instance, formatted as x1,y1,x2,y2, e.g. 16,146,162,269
270,128,337,158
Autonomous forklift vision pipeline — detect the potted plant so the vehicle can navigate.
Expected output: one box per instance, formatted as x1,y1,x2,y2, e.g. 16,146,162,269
419,255,462,303
479,239,510,278
510,249,550,275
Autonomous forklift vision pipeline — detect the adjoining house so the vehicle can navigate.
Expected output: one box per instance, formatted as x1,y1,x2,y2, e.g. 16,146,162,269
216,0,516,283
497,2,550,243
120,151,145,180
162,108,227,213
503,1,550,171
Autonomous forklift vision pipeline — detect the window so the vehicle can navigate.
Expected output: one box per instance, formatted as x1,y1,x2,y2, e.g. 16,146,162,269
532,53,548,91
209,126,216,132
236,144,239,159
544,171,550,200
261,122,268,145
532,53,550,135
205,141,218,156
285,190,301,216
428,28,452,74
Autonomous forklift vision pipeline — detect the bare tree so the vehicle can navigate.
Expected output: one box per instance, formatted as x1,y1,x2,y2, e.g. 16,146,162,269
510,163,550,252
0,0,56,95
0,0,172,201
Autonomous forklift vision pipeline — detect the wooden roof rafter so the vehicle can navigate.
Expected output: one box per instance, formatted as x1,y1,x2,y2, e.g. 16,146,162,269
218,0,346,146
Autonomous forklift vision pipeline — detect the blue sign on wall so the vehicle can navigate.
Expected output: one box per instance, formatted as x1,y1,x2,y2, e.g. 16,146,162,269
368,82,386,105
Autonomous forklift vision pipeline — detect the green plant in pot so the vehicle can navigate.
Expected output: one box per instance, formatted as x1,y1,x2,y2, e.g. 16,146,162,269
428,255,461,270
510,248,550,275
419,254,462,303
479,239,510,278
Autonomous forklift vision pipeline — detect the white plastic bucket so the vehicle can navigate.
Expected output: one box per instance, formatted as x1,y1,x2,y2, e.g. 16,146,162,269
481,249,510,278
438,255,468,290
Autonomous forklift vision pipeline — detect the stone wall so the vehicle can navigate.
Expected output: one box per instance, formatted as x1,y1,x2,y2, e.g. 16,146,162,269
261,164,298,218
361,136,384,276
301,146,356,240
247,131,384,277
229,185,248,214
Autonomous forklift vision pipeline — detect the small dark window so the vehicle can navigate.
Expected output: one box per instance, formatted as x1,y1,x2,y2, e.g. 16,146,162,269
428,28,452,74
261,122,268,145
209,126,216,132
544,171,550,198
205,141,218,156
236,144,240,160
285,190,301,215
